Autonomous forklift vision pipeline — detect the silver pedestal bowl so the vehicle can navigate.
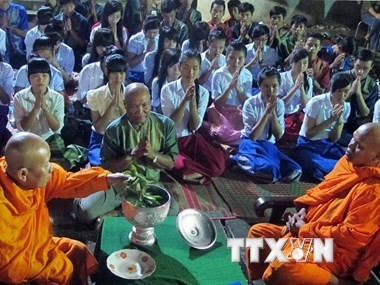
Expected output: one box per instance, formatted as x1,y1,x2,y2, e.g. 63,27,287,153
122,185,171,246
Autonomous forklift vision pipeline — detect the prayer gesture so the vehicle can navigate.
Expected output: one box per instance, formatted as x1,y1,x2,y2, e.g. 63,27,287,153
64,18,72,32
110,89,120,107
294,73,304,89
305,68,314,78
211,54,220,70
286,208,306,236
294,39,304,49
240,20,248,37
184,83,196,102
253,46,263,63
146,39,156,53
264,95,276,115
230,70,240,89
351,75,362,94
33,90,47,111
331,53,345,69
131,135,152,159
331,103,344,120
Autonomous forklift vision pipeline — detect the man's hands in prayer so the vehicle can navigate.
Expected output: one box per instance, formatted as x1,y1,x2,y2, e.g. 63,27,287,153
64,18,72,32
131,136,155,160
286,208,306,236
106,172,132,188
331,53,345,69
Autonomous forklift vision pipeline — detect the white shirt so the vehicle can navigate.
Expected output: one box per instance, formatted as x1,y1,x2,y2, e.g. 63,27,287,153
241,93,285,144
181,39,190,52
0,28,6,56
212,65,252,107
0,62,14,106
14,87,65,139
200,51,226,92
87,83,124,117
373,99,380,123
151,77,167,109
15,64,65,93
24,26,43,59
299,92,351,140
245,44,278,82
143,50,157,85
56,43,75,75
127,30,158,72
77,61,104,101
161,78,209,137
278,70,313,114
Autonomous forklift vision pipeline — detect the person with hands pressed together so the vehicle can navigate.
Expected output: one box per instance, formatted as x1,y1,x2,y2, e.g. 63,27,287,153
161,49,228,184
86,53,127,166
339,49,378,147
246,122,380,285
73,83,179,223
277,48,313,144
127,17,160,83
0,132,129,284
201,40,249,146
13,57,67,168
294,72,352,182
231,67,302,183
56,0,90,71
231,2,257,45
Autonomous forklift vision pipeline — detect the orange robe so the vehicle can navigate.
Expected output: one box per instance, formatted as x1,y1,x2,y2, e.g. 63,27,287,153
0,158,111,284
247,156,380,284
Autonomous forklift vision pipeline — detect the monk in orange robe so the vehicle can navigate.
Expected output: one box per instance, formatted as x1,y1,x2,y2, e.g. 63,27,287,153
0,132,129,284
246,122,380,284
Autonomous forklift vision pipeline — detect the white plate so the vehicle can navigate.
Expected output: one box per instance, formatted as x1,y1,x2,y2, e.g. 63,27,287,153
107,249,156,279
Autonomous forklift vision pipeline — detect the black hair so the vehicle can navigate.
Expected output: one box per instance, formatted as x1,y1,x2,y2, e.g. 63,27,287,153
101,0,124,45
59,0,77,6
290,14,308,27
88,28,115,64
143,17,161,31
210,0,225,11
180,49,201,107
208,28,227,43
226,40,247,57
252,24,269,40
330,71,352,93
269,6,286,18
306,32,323,44
258,66,281,86
357,49,375,62
101,47,126,84
37,7,53,25
33,36,54,53
152,26,179,80
106,53,127,73
161,0,177,14
27,57,51,82
238,2,254,14
227,0,241,11
291,48,310,92
44,20,65,41
336,36,356,56
157,48,181,99
291,48,309,63
189,21,210,51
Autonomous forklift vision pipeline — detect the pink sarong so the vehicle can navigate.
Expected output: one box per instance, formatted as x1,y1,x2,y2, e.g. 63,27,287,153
201,104,243,146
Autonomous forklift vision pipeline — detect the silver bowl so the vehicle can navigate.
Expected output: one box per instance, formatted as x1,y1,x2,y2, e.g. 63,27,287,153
122,185,171,246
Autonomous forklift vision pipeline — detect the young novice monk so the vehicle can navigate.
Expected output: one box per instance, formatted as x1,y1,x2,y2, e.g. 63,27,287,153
0,132,128,284
295,72,352,182
202,40,251,146
232,67,302,183
161,49,227,184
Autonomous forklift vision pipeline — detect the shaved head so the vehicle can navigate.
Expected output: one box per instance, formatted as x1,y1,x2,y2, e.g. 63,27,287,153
123,83,151,125
346,123,380,167
5,132,52,189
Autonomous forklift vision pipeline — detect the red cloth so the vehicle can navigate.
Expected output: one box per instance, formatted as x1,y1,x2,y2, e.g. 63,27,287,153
173,132,228,182
311,57,330,91
207,20,232,44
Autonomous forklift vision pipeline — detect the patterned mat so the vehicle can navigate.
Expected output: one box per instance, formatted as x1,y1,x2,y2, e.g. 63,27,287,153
161,172,235,219
212,169,316,219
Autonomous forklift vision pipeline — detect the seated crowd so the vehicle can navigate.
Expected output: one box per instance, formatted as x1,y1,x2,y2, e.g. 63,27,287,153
0,0,380,283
